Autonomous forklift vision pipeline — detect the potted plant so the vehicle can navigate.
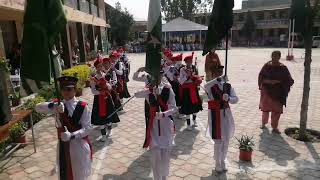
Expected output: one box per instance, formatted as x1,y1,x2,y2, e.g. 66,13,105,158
236,135,255,161
9,122,27,144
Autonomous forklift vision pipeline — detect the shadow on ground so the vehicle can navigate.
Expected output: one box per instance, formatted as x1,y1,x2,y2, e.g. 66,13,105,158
259,128,299,166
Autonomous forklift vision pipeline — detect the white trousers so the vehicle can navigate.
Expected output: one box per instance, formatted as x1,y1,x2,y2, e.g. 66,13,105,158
213,139,230,163
150,147,171,180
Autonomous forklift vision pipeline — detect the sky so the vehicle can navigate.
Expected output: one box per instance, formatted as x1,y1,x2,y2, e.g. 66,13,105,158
105,0,243,21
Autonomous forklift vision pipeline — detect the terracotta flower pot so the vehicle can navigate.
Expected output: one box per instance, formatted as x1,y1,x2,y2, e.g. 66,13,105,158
239,150,253,161
15,135,27,144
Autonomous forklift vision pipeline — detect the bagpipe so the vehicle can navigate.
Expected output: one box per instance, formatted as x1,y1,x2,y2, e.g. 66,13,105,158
185,65,204,86
90,76,111,96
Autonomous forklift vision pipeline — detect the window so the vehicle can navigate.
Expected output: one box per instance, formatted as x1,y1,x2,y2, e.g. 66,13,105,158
270,12,276,19
256,12,264,20
239,14,244,21
269,29,274,36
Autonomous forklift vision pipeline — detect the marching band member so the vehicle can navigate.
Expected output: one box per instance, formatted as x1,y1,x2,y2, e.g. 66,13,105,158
179,52,203,130
103,57,122,110
35,76,92,180
91,59,120,141
166,54,183,108
204,65,239,172
118,48,131,93
205,50,222,82
134,71,177,180
110,51,130,109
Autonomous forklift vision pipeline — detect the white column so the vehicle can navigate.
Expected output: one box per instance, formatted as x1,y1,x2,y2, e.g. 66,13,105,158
287,19,292,56
291,19,295,56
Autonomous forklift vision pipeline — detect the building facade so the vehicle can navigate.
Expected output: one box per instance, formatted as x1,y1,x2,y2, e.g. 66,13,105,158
0,0,109,68
192,0,320,47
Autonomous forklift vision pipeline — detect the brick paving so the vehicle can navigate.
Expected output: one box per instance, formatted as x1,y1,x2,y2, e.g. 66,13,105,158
1,48,320,180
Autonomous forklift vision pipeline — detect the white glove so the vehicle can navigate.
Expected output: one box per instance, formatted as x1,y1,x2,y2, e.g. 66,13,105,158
61,126,72,142
223,94,229,102
155,112,164,119
54,103,64,113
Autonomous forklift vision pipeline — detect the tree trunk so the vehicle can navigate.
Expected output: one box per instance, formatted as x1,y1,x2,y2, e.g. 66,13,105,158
299,14,313,140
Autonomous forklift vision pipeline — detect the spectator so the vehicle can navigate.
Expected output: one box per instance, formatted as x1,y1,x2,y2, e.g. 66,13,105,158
258,51,294,134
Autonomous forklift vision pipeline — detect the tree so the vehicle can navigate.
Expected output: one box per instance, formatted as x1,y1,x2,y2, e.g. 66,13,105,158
291,0,320,140
109,2,134,46
241,11,256,47
161,0,213,21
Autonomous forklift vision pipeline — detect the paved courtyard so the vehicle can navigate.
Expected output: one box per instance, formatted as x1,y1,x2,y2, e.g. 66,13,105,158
1,48,320,180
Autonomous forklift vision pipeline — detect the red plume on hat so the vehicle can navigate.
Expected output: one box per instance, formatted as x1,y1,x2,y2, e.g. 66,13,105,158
171,54,183,62
163,48,173,58
110,51,120,58
165,51,173,59
184,52,194,61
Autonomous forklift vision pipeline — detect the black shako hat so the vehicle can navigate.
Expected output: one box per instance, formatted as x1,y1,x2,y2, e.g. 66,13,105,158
57,76,78,88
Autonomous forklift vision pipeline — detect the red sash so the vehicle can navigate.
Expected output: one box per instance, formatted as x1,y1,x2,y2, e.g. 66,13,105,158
143,106,157,148
208,100,222,140
207,84,230,140
92,77,110,118
179,83,199,104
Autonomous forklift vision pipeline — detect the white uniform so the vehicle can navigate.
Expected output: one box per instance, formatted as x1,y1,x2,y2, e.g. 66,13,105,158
35,97,92,180
204,77,238,171
134,83,177,180
106,70,118,86
178,66,193,85
114,60,124,76
163,65,177,82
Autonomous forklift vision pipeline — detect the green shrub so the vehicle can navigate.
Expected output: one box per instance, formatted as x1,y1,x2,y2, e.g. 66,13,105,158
62,65,90,90
19,96,47,124
38,84,56,101
9,122,26,141
0,58,10,72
